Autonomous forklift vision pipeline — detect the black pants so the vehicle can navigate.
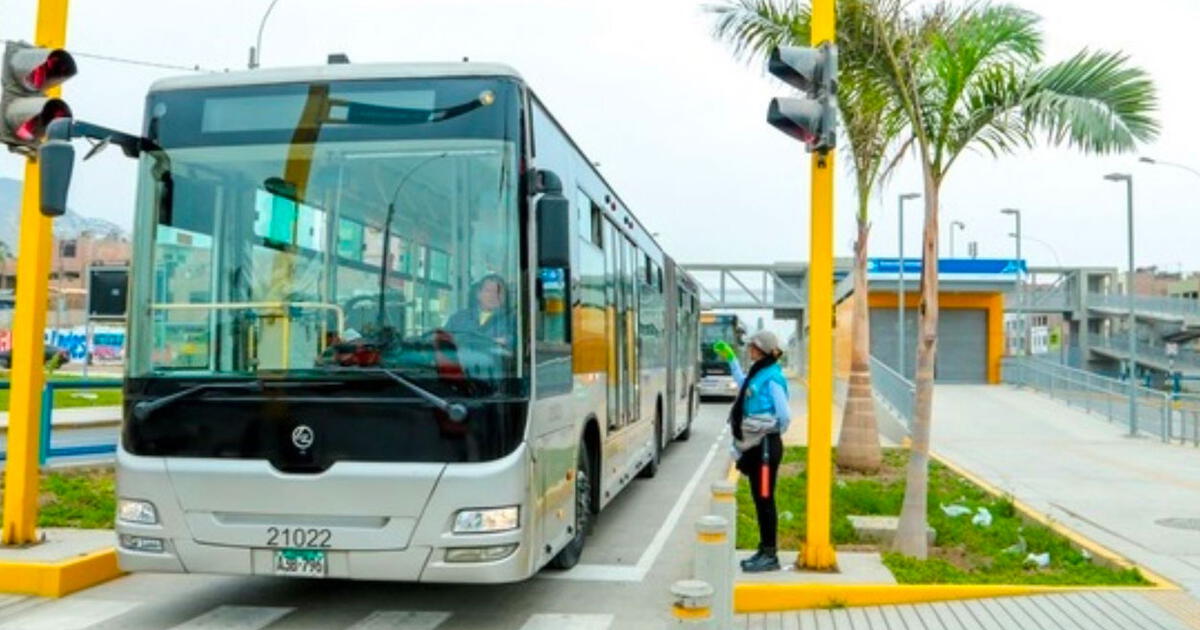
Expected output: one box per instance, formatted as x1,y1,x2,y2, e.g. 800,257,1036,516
738,433,783,550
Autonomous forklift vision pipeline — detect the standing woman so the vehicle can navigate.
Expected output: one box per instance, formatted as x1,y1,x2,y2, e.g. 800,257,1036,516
716,330,790,572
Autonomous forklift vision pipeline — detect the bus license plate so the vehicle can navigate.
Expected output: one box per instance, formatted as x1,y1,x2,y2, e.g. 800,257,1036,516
273,549,326,577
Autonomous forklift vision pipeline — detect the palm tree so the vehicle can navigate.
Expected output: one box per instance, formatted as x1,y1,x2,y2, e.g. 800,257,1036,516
708,0,906,472
869,0,1159,558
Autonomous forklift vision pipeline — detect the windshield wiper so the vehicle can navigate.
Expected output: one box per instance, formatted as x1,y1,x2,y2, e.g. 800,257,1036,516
133,380,264,421
132,379,342,421
325,367,468,422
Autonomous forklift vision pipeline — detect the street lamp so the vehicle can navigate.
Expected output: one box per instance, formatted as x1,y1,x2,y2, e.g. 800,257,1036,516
1140,156,1200,180
1104,172,1137,437
1001,208,1026,355
897,192,920,378
248,0,282,69
949,220,965,257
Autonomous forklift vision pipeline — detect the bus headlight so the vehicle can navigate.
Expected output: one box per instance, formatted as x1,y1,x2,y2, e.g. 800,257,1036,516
453,506,519,534
117,498,158,525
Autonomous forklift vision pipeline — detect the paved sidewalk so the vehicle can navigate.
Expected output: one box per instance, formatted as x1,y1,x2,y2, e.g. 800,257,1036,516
931,385,1200,598
0,405,121,430
738,591,1199,629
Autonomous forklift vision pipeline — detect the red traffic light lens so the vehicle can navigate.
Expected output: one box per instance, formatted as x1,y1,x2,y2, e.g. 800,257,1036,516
22,50,77,91
14,98,71,141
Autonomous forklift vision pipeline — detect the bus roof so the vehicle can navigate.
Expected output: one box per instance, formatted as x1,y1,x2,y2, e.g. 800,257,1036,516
149,62,524,93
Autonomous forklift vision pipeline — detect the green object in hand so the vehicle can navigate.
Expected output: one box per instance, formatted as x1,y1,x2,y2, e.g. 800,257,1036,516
713,341,736,361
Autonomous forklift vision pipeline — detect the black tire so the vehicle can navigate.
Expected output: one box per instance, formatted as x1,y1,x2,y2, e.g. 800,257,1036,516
638,410,663,479
548,445,592,570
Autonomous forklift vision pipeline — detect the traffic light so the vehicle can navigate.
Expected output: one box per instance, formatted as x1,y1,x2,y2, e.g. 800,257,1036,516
766,42,837,152
1,41,76,154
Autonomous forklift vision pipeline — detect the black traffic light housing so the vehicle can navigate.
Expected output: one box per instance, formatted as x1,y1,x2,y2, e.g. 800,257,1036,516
766,42,838,153
1,41,76,154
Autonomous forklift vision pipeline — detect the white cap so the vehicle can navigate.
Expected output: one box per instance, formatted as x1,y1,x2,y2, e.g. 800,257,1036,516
748,330,781,355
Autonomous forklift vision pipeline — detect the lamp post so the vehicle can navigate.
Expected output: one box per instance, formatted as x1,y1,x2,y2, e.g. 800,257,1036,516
1104,172,1137,437
1140,156,1200,180
1001,208,1025,354
248,0,282,69
949,220,965,257
897,192,920,378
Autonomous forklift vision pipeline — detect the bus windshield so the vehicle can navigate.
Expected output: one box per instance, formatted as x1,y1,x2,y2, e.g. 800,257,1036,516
126,77,525,393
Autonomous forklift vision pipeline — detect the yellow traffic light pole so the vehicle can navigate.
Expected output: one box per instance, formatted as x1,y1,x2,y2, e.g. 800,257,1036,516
801,0,837,570
2,0,70,546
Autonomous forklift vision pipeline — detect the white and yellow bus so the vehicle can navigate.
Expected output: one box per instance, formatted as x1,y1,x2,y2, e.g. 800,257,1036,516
42,61,701,582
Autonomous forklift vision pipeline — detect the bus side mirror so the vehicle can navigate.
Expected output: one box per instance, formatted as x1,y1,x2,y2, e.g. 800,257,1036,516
535,170,569,269
38,137,75,217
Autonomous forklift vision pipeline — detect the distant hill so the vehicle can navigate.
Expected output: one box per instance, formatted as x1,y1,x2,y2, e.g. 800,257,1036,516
0,177,127,254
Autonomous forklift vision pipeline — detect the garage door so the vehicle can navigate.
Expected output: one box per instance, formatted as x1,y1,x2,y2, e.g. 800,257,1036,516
869,306,987,383
935,309,987,383
869,306,917,380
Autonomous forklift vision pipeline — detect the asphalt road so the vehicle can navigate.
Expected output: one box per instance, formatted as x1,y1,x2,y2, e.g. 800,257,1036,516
0,401,734,630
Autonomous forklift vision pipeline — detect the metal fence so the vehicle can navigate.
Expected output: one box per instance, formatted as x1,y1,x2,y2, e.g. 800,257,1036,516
0,378,121,464
1088,292,1200,319
869,355,914,429
1090,336,1200,373
1002,357,1200,446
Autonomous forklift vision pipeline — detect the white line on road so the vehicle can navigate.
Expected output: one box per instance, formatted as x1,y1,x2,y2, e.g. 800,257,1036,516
0,598,140,630
542,426,728,583
346,610,453,630
519,613,614,630
167,605,294,630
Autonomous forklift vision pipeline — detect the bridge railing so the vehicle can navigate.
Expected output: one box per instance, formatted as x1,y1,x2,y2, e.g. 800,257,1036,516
1002,356,1200,445
869,355,914,430
1088,292,1200,319
1089,337,1200,372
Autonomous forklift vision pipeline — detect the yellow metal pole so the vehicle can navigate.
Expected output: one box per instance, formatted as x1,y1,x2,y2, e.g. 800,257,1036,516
1,0,70,546
801,0,838,570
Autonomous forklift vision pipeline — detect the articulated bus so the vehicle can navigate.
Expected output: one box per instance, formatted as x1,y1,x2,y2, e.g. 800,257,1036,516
698,312,746,399
44,62,702,582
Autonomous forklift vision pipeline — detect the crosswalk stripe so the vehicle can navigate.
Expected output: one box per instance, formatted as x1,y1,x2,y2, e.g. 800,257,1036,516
346,610,452,630
167,605,294,630
518,613,614,630
0,598,139,630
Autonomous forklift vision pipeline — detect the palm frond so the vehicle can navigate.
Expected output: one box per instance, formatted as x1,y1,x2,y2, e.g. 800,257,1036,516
1022,49,1159,154
704,0,810,63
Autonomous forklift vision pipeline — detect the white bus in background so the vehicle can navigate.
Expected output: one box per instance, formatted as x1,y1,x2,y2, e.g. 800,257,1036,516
44,61,702,582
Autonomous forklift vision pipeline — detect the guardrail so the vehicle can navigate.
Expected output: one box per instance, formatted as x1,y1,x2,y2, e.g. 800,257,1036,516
1089,337,1200,373
0,379,122,464
1002,357,1200,446
1088,292,1200,319
869,356,914,429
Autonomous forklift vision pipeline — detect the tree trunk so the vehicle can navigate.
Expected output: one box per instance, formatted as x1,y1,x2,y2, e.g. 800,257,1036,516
893,171,939,559
836,209,882,473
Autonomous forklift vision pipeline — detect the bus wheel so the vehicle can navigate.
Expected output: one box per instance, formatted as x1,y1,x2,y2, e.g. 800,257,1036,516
638,410,662,479
549,446,592,570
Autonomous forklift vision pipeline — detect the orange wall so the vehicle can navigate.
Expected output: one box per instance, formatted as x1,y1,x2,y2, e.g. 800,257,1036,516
834,296,853,379
866,291,1004,384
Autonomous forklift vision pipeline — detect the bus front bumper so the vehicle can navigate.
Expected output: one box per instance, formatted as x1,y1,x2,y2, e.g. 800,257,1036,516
698,376,738,398
115,443,538,584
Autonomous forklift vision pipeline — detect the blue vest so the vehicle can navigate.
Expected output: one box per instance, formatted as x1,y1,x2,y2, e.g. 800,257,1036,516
743,364,789,420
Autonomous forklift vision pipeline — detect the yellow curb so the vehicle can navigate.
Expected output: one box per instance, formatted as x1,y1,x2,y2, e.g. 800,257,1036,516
736,583,1108,613
0,547,123,597
929,449,1178,590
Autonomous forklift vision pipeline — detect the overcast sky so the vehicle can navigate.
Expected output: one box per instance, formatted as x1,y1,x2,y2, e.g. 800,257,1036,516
0,0,1196,274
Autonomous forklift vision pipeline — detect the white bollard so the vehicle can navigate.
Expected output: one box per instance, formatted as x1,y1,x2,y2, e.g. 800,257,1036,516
709,480,737,626
693,515,732,629
670,579,714,628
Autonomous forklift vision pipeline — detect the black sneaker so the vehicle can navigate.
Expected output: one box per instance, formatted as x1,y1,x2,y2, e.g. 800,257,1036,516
739,548,766,571
742,548,780,573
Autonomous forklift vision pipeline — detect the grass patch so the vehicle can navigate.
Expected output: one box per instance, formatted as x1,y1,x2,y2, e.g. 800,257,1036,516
0,370,123,411
735,446,1149,586
0,467,115,529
